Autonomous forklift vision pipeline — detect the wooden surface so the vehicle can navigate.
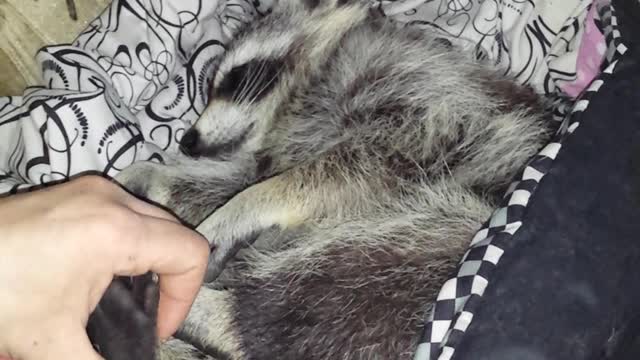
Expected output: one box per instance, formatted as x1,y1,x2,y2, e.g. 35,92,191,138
0,0,110,96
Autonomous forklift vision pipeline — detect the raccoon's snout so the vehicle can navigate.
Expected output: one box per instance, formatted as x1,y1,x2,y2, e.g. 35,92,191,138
179,128,201,157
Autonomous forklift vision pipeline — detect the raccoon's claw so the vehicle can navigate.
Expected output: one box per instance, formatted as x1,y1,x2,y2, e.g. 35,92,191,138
205,229,263,281
196,199,273,282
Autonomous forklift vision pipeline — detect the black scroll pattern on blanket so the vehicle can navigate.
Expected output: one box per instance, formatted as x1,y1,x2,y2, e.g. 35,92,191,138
144,39,227,125
512,16,561,85
149,124,173,151
42,47,123,94
44,44,148,174
85,1,176,59
104,134,144,173
101,97,147,172
136,43,172,84
39,102,75,180
148,0,202,60
469,0,500,62
404,1,472,39
95,45,138,106
145,39,226,150
542,11,583,94
81,1,178,110
4,128,25,183
396,0,571,96
0,97,15,115
96,45,136,77
70,102,90,146
3,93,105,183
164,76,185,111
41,60,71,89
103,87,148,172
0,171,12,182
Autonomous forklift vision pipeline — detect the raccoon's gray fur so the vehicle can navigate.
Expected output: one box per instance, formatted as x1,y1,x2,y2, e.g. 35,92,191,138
114,0,554,358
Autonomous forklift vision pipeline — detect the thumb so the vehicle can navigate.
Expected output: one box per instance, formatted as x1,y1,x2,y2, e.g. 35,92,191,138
24,322,104,360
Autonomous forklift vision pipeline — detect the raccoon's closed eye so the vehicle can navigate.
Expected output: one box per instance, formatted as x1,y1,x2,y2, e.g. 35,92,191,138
215,59,283,103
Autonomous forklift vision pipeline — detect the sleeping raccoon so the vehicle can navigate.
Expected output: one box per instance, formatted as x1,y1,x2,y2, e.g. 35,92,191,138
109,0,555,358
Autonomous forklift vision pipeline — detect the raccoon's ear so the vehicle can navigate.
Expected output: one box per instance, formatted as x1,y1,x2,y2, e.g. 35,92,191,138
299,0,369,63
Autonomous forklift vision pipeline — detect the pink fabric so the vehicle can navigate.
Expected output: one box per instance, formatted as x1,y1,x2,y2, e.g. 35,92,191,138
561,3,607,98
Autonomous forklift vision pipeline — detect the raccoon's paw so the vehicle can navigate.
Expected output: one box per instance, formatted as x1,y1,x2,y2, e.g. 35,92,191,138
198,209,269,282
196,191,283,282
87,273,160,360
114,161,172,207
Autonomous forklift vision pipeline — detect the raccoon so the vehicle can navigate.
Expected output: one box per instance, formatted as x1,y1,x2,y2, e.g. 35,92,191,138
112,0,554,358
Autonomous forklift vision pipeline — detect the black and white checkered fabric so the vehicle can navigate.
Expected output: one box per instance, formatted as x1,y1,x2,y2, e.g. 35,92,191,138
413,3,628,360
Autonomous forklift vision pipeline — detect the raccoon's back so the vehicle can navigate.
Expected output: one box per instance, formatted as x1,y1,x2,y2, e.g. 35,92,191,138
275,19,549,187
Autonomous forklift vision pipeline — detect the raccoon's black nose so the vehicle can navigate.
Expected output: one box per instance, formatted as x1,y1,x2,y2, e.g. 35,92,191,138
179,128,201,157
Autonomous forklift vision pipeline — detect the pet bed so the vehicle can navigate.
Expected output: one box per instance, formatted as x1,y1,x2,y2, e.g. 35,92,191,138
1,0,638,359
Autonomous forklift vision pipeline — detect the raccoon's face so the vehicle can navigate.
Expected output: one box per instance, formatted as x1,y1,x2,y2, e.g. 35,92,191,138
178,0,371,159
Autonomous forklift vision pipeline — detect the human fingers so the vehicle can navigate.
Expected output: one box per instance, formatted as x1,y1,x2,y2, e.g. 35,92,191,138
155,273,204,339
106,216,209,338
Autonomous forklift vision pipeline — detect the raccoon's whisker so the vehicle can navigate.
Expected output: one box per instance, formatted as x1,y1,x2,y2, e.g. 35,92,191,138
246,61,269,101
247,65,284,107
238,60,268,103
232,68,251,102
233,60,263,102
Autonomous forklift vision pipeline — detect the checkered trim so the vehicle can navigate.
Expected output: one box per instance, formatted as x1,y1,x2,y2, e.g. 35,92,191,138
600,3,628,66
413,3,628,360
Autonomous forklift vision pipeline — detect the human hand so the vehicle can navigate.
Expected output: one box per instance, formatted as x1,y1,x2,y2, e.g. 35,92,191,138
0,175,209,360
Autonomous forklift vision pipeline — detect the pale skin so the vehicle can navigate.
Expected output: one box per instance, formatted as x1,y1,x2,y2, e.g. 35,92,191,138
0,175,210,360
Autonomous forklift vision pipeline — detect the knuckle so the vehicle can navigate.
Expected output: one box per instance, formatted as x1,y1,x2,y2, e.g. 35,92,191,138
91,205,140,236
73,174,114,192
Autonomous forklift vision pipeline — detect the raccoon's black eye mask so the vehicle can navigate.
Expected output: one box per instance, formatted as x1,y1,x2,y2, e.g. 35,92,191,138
215,58,283,103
